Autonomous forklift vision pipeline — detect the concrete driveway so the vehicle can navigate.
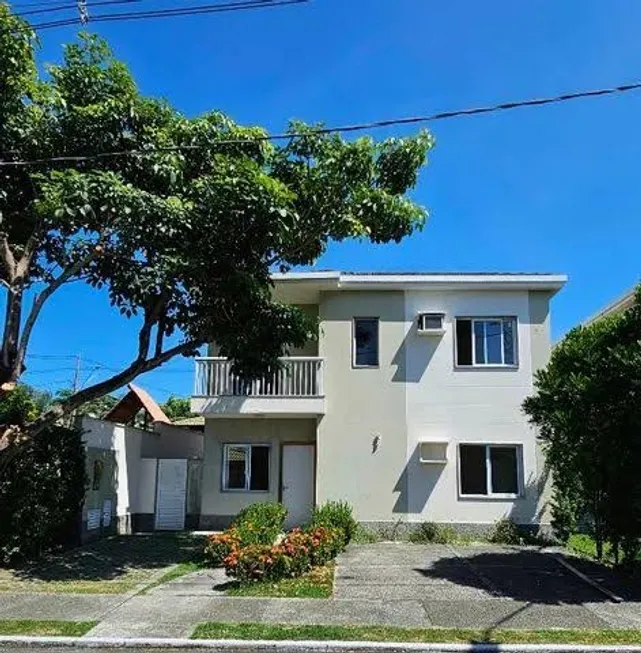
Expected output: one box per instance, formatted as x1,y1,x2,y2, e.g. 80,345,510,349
333,542,641,630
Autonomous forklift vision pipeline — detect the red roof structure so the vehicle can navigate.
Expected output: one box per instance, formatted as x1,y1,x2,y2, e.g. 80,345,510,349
104,383,171,426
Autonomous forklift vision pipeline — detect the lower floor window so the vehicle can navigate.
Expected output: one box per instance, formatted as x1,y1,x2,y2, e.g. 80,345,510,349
223,444,270,491
459,444,520,497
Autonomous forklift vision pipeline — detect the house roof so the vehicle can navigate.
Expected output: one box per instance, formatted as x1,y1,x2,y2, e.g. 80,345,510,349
173,415,205,428
103,383,171,425
271,271,568,304
583,287,637,326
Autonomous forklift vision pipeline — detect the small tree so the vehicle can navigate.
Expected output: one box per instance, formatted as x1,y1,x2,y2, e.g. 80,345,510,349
524,286,641,563
0,6,434,464
161,396,192,421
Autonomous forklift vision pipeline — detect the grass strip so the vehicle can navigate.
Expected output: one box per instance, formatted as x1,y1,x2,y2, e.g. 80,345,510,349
0,620,97,636
226,563,334,599
192,622,641,645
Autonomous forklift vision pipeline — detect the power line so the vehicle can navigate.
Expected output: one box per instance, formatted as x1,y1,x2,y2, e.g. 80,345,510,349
16,0,139,18
2,80,641,168
12,0,306,31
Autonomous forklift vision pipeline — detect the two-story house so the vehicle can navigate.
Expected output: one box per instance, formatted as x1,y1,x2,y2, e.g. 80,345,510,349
191,271,567,534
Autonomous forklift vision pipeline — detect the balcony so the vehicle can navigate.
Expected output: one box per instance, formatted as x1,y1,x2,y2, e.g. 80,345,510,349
191,357,325,417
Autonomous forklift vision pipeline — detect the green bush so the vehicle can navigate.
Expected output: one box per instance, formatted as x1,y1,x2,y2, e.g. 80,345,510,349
312,501,357,545
0,423,86,564
231,502,287,546
488,518,529,545
408,522,456,544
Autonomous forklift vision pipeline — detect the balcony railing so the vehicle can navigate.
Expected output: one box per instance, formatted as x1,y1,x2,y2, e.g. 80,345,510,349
194,357,324,398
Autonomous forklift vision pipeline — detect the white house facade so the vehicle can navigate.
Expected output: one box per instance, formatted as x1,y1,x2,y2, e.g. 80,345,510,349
192,271,566,534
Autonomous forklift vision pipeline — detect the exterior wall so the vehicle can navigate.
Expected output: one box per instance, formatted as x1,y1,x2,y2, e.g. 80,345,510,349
402,289,545,527
200,418,316,529
316,291,407,522
314,288,554,528
142,423,203,459
82,447,117,541
80,416,204,533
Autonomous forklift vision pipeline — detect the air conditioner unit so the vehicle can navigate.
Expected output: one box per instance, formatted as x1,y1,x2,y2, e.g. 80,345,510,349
417,312,445,335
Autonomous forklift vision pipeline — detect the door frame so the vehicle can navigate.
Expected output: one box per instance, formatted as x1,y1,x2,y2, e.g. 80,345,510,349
278,441,317,508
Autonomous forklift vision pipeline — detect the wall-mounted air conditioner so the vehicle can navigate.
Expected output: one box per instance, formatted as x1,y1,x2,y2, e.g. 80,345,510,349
417,312,445,336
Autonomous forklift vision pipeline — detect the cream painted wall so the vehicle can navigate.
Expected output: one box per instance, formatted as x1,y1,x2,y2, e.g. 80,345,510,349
316,291,407,521
403,289,547,526
200,418,316,518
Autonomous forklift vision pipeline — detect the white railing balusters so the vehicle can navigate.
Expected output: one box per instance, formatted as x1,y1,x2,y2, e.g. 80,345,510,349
194,357,324,398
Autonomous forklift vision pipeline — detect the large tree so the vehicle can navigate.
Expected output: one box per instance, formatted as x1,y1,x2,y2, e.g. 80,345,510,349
523,287,641,563
0,6,433,461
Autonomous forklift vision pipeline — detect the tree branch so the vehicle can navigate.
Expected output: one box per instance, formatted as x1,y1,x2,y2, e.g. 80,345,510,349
23,339,199,440
0,236,16,281
13,249,100,383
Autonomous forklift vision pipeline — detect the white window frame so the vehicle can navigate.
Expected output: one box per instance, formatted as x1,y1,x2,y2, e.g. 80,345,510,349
352,317,380,368
457,443,523,499
455,317,518,368
222,443,270,493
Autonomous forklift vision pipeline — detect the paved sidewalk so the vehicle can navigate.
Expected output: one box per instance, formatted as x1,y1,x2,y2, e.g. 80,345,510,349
1,543,641,638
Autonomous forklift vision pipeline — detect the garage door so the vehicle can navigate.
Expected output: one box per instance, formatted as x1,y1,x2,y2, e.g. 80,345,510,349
155,459,187,531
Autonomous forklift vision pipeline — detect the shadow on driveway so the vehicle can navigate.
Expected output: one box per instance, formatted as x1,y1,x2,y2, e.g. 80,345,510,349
8,533,205,583
419,548,641,604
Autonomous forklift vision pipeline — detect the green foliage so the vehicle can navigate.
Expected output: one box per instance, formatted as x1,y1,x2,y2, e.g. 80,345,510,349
0,10,433,402
161,396,192,421
549,484,578,544
488,518,527,545
231,502,288,547
0,423,86,563
408,522,456,544
312,501,357,546
55,388,119,418
224,526,344,584
0,383,86,563
524,286,641,564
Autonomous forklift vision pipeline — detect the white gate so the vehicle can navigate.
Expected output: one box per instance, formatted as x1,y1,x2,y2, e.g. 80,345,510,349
154,459,187,531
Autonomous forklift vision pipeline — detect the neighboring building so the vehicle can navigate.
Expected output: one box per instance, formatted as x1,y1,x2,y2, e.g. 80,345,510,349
191,271,567,534
81,384,203,539
583,286,636,326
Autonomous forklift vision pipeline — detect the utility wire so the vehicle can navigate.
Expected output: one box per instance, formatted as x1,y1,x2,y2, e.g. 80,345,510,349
16,0,139,17
2,81,641,168
10,0,305,31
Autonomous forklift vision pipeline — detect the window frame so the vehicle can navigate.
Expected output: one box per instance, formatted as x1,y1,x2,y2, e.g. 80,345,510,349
352,317,380,368
454,316,518,368
221,443,271,493
457,443,523,499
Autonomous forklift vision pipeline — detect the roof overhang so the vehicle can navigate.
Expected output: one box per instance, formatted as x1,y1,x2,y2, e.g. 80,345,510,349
272,271,567,304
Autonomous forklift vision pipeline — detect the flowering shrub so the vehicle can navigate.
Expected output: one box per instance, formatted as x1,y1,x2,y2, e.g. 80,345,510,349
232,502,287,546
203,527,241,566
223,525,344,583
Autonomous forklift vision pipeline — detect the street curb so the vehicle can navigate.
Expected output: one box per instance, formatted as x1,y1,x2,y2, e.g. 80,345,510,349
1,636,641,652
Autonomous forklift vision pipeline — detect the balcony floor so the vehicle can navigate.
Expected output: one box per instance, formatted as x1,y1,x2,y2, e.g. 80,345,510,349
191,395,325,417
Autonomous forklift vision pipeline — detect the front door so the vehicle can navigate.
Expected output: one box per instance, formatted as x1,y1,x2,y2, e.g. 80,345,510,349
155,459,187,531
281,444,315,528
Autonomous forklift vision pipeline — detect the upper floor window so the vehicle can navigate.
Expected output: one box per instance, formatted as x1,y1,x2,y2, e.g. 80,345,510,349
353,318,379,367
455,317,517,367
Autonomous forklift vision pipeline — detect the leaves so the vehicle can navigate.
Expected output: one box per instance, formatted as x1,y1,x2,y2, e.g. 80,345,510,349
524,286,641,561
1,10,432,386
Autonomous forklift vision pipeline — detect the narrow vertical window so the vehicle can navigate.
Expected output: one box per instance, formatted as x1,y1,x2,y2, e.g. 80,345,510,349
354,318,379,367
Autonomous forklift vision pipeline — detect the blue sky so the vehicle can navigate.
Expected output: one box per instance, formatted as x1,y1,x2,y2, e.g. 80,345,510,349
16,0,641,400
